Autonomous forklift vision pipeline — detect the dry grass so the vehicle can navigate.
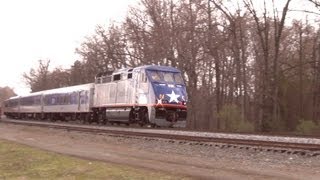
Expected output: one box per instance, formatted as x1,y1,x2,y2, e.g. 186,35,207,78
0,139,190,180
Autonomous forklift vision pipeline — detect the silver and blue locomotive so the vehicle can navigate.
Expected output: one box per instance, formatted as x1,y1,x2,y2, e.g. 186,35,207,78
2,65,188,127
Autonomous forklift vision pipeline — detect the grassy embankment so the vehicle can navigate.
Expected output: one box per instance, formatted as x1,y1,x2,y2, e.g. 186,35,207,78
0,139,189,179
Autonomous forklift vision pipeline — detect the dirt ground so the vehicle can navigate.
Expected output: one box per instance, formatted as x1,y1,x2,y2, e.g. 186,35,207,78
0,122,319,180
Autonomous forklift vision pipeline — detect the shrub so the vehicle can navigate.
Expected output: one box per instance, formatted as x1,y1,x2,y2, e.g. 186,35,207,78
237,119,255,132
263,118,287,132
295,119,320,135
218,104,254,132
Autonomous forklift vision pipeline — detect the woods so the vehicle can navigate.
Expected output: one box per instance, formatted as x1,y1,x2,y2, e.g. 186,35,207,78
0,87,16,104
23,0,320,133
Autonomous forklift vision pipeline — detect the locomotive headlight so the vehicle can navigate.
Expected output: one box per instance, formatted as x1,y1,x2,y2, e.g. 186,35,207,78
156,94,165,105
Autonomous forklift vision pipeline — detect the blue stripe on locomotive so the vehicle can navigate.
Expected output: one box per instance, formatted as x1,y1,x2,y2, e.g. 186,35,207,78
152,83,187,104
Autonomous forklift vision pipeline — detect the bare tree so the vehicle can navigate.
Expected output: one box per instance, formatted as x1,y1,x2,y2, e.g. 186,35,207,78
23,60,51,92
67,0,320,133
0,86,17,103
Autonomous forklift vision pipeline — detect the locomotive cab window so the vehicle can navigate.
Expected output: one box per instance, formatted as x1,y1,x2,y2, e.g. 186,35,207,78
147,70,184,84
113,74,121,81
150,71,161,81
174,73,184,84
163,72,174,83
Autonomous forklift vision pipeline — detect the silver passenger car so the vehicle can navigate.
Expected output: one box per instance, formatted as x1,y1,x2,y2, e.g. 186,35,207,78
3,84,94,120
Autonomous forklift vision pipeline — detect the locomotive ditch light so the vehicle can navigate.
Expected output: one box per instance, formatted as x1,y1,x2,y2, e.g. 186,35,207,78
179,101,186,105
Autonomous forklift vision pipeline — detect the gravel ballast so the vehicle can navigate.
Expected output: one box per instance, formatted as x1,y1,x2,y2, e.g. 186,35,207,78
0,122,319,179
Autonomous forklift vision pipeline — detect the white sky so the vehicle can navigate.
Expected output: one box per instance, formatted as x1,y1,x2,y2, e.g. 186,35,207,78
0,0,137,95
0,0,318,96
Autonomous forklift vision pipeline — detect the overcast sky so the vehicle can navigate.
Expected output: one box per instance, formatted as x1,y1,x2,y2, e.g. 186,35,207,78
0,0,318,96
0,0,137,95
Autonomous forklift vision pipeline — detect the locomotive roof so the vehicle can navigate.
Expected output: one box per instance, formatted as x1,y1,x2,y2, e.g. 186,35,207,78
111,65,181,75
139,65,181,72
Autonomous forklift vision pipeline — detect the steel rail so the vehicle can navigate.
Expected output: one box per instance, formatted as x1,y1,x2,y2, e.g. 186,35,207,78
1,119,320,152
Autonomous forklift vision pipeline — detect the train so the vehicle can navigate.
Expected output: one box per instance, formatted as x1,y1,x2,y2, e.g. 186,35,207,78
2,65,188,127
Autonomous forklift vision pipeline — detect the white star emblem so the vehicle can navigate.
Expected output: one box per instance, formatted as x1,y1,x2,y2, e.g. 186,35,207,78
157,99,162,104
166,90,180,103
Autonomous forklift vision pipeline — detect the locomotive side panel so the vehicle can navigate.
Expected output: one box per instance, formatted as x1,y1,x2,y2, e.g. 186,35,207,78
93,70,136,121
94,71,135,107
94,83,109,106
116,81,126,104
108,83,117,104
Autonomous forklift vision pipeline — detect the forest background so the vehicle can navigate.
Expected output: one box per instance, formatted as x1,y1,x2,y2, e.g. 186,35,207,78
2,0,320,134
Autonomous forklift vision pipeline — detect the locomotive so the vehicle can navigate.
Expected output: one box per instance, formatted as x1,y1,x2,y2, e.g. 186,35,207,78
2,65,188,127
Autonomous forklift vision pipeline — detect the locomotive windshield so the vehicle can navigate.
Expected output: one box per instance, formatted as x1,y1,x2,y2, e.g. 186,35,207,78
147,70,184,84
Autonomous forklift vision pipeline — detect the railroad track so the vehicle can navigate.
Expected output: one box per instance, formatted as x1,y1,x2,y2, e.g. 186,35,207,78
1,118,320,156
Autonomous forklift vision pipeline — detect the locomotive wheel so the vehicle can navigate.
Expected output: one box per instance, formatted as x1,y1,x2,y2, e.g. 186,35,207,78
71,114,76,121
86,113,92,124
50,114,56,122
102,119,108,125
80,114,86,124
97,112,107,125
138,107,149,127
150,123,157,128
